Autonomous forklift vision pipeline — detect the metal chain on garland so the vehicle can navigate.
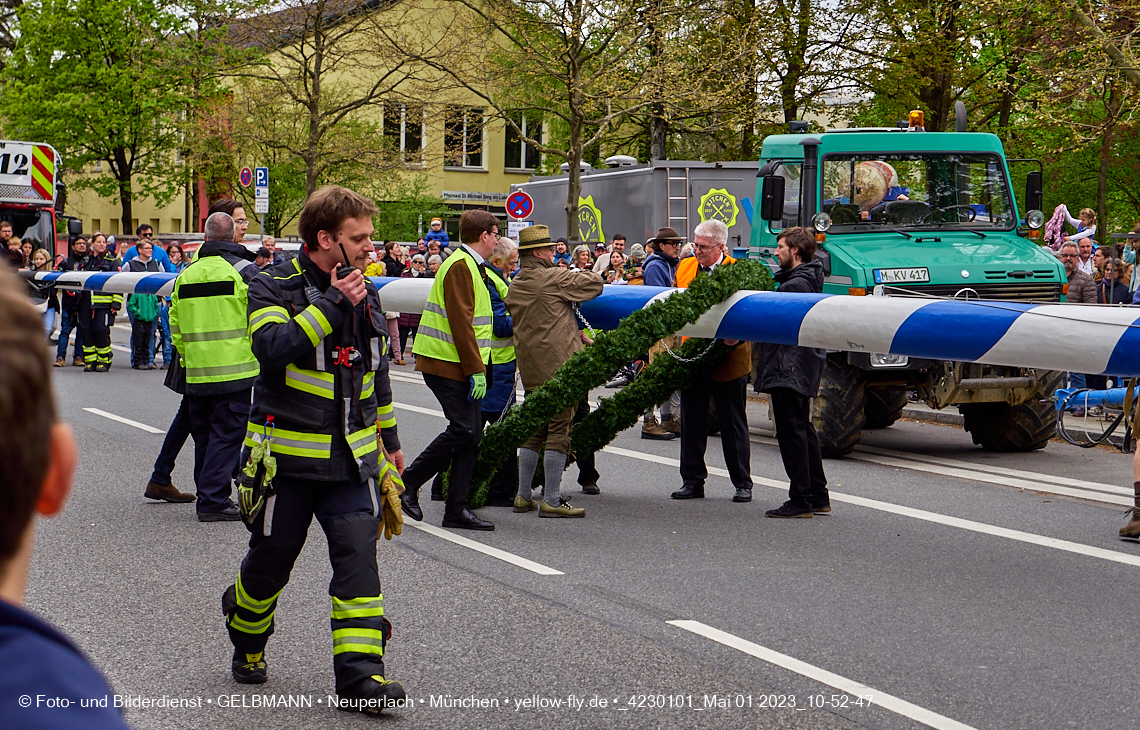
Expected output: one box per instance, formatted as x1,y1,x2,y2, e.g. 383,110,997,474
659,336,717,363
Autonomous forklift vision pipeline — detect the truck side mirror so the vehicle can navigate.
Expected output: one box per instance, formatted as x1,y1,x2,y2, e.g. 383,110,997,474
760,175,785,221
67,219,82,236
1025,171,1042,214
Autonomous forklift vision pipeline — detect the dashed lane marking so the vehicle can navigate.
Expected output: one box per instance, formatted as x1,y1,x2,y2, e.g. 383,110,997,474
82,408,165,434
404,519,563,576
391,391,1140,569
667,620,978,730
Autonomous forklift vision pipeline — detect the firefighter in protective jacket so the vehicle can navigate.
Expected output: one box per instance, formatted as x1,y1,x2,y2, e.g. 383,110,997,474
221,186,407,713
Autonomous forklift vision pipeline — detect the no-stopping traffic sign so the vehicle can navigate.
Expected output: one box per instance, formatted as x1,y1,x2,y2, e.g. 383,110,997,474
239,167,253,187
506,191,534,220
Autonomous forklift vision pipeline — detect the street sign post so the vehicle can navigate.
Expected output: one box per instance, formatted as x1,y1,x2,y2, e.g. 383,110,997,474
254,167,269,239
506,190,534,220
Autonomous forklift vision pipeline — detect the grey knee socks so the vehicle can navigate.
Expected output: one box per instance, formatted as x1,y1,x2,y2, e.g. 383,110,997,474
543,450,567,506
517,448,540,501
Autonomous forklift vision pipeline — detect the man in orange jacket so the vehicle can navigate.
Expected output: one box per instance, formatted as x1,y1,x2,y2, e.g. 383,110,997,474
670,219,753,502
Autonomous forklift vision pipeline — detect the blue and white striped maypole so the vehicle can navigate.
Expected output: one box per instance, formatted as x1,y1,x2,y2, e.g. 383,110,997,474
23,271,1140,377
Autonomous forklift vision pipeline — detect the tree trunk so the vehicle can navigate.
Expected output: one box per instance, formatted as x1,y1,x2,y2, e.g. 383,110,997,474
306,15,324,196
113,147,133,235
566,115,583,241
1097,85,1119,246
649,101,667,162
187,170,197,233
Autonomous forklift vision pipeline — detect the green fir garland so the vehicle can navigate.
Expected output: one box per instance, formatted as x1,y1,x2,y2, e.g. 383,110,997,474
455,260,774,507
569,337,730,458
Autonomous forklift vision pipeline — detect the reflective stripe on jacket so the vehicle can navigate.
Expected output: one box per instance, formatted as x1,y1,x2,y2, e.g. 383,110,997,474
244,253,398,483
413,247,493,366
170,252,260,393
485,266,515,364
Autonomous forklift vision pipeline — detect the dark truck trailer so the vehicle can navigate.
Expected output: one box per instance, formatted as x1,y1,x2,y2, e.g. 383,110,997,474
512,160,757,247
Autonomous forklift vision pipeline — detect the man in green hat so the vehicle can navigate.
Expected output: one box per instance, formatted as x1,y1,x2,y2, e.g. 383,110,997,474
506,225,604,517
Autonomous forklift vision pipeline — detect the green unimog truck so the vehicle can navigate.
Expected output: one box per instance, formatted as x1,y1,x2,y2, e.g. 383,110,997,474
751,114,1061,456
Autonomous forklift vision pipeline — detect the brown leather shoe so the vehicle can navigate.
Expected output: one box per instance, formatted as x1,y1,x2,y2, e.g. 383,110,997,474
661,414,681,435
144,481,196,503
641,416,675,441
53,357,65,368
1121,509,1140,538
72,357,85,367
395,359,406,366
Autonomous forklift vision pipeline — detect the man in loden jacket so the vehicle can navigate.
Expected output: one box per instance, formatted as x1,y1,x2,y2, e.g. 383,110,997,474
506,224,604,517
756,226,829,519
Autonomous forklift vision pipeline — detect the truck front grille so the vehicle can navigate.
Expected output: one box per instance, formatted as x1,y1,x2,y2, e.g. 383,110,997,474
885,282,1063,302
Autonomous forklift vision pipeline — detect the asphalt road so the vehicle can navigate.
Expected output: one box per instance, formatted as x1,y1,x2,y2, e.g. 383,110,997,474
22,326,1140,730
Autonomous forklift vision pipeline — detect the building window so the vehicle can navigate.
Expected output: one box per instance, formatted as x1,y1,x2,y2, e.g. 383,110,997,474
444,107,485,169
382,102,424,164
171,218,181,233
91,219,100,232
93,160,103,172
504,114,541,171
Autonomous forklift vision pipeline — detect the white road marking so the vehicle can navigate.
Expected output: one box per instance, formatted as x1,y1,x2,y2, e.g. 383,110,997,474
667,620,977,730
601,445,1140,569
391,388,1140,569
748,433,1129,507
404,519,563,576
111,344,132,353
854,443,1129,496
391,401,562,575
393,402,448,417
849,452,1132,507
83,408,165,434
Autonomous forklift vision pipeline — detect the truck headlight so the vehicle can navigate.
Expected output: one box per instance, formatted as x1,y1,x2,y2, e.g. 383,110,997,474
1025,209,1045,229
812,212,832,232
870,353,909,368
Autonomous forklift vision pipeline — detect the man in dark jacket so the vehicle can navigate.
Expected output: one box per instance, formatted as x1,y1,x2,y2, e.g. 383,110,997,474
757,227,830,519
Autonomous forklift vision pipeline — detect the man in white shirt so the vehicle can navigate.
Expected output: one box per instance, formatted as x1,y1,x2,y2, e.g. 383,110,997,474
592,234,627,273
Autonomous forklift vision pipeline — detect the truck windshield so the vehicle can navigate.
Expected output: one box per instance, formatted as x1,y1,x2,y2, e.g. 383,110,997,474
0,207,54,251
820,153,1015,231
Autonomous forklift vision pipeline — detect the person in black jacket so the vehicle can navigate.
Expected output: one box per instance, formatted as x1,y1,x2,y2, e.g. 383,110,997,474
222,186,406,710
756,227,830,519
53,237,88,367
77,232,120,372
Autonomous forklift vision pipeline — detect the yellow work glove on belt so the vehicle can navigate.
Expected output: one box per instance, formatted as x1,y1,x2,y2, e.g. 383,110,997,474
378,446,405,540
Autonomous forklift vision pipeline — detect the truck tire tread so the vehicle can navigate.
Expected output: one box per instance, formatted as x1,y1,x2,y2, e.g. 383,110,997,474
959,370,1063,452
864,389,908,429
813,355,867,458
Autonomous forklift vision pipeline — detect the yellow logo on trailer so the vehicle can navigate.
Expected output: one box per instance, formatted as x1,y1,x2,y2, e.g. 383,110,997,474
577,195,604,243
698,188,739,228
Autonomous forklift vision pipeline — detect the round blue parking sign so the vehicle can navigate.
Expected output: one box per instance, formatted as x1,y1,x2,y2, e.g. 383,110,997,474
506,191,533,220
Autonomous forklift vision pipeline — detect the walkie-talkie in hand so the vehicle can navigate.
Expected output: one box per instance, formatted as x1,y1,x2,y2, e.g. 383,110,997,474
336,242,356,280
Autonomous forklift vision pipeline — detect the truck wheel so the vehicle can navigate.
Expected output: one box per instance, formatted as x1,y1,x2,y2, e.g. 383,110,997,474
864,389,908,429
812,355,867,458
959,370,1064,452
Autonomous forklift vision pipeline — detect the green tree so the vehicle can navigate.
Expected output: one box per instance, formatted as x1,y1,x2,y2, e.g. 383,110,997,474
3,0,191,232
